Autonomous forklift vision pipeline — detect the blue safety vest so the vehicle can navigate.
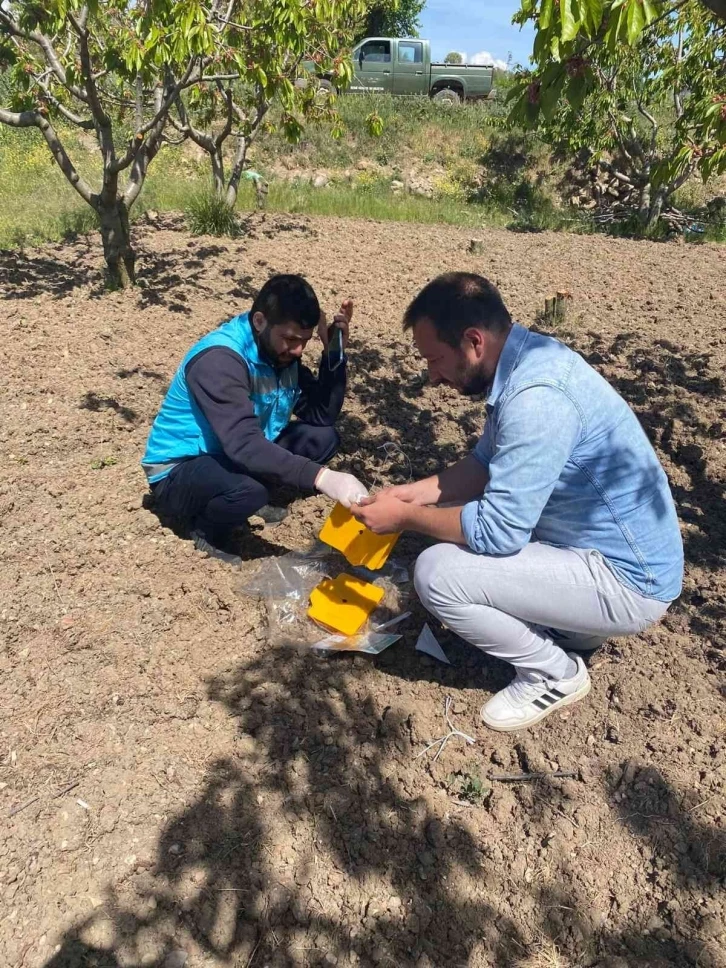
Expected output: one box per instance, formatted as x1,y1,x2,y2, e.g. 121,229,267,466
141,313,300,483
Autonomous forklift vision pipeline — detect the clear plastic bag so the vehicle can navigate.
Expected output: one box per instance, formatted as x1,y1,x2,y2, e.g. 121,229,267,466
236,550,331,600
311,632,402,655
236,548,410,650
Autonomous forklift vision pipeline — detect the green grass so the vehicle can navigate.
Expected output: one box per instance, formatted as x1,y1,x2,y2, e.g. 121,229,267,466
252,92,509,172
186,190,243,236
0,93,722,250
258,179,503,227
0,123,206,249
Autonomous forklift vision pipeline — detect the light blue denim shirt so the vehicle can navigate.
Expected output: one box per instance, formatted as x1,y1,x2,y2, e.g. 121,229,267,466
460,324,684,602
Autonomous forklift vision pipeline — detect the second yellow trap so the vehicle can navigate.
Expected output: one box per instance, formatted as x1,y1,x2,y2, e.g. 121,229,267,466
319,502,400,571
308,573,385,637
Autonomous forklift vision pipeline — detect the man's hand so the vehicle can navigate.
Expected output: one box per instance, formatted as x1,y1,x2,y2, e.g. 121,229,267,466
351,495,411,534
354,499,465,543
318,299,353,351
364,478,442,508
315,467,368,508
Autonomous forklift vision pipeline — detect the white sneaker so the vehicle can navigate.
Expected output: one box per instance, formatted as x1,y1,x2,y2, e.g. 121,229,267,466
481,654,591,732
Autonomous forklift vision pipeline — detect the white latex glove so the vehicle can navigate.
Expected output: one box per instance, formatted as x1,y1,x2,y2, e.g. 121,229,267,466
315,468,369,508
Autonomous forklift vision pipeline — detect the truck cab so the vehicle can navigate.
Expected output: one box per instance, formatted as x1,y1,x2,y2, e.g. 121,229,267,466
352,38,429,96
349,37,493,102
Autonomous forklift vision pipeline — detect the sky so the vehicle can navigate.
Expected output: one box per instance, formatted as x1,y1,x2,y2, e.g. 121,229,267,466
418,0,534,71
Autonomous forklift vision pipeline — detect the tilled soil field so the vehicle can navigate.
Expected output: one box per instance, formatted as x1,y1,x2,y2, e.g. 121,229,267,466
0,214,724,968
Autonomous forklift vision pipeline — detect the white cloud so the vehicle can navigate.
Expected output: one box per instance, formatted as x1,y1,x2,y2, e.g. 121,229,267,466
470,50,509,71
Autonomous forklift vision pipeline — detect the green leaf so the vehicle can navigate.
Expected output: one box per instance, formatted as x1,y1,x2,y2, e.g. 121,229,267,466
540,67,567,119
365,112,383,137
539,0,554,30
561,0,579,42
567,73,587,112
606,5,627,51
581,0,604,35
626,0,646,46
641,0,659,25
533,28,551,61
525,99,541,124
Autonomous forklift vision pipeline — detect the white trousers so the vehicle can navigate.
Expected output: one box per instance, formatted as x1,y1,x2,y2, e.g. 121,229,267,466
413,542,671,680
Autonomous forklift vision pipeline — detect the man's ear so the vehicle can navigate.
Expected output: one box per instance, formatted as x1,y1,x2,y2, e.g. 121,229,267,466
464,326,486,357
251,311,267,334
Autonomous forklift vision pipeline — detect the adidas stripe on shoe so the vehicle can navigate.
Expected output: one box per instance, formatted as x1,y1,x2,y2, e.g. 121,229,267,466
480,653,591,732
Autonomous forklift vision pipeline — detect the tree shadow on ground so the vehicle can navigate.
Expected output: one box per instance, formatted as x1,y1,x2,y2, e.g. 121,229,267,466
0,243,98,300
80,391,138,424
0,212,263,303
42,641,724,967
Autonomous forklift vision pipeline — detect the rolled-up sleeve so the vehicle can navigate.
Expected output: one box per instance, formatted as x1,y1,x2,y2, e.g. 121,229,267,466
460,385,583,556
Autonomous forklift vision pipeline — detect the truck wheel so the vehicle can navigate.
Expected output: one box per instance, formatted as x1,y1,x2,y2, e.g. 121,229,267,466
432,88,461,106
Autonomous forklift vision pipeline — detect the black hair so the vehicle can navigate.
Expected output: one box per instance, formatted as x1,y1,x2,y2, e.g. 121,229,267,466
251,274,320,330
403,272,511,347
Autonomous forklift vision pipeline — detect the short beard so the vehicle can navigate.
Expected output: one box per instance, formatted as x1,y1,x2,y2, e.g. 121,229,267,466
257,324,283,367
456,361,494,397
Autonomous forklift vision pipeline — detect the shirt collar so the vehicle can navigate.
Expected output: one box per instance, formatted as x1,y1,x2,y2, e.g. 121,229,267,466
487,322,529,409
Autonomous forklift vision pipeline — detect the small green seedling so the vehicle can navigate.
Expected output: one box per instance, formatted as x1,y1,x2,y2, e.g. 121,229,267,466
447,768,492,806
90,456,119,470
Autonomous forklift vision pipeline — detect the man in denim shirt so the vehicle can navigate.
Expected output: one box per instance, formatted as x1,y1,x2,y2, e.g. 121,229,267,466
353,272,683,732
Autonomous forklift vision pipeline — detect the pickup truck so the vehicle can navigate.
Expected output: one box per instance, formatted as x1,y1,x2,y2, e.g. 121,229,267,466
315,37,494,104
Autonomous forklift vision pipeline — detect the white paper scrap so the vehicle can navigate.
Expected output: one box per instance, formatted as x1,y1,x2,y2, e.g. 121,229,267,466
415,624,450,665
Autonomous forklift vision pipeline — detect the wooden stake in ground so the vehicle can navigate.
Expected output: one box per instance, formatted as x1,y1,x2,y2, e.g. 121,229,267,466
544,291,573,325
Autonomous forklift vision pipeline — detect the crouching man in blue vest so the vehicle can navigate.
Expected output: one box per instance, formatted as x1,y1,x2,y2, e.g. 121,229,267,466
141,274,368,564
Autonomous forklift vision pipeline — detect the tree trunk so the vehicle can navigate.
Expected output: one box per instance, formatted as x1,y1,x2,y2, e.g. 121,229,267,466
225,134,249,209
211,148,225,197
644,190,666,234
98,199,136,288
637,180,652,228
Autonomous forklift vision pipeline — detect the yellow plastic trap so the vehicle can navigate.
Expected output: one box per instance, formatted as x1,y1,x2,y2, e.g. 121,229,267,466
319,502,400,571
308,573,385,637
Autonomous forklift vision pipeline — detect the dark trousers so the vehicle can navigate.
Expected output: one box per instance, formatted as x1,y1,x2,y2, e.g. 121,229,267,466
151,423,339,541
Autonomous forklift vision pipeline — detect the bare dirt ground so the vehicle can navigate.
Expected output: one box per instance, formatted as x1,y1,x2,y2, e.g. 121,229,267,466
1,214,724,968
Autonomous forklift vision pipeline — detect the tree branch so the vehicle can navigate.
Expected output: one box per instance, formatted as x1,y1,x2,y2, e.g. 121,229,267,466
109,57,200,178
197,73,242,83
215,81,235,148
0,106,95,205
607,108,638,168
43,94,94,129
226,89,269,205
171,94,216,153
674,29,684,120
0,9,89,104
635,99,659,158
30,72,95,128
161,131,189,147
123,76,182,206
135,57,201,137
68,8,110,128
666,162,698,198
135,75,144,132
